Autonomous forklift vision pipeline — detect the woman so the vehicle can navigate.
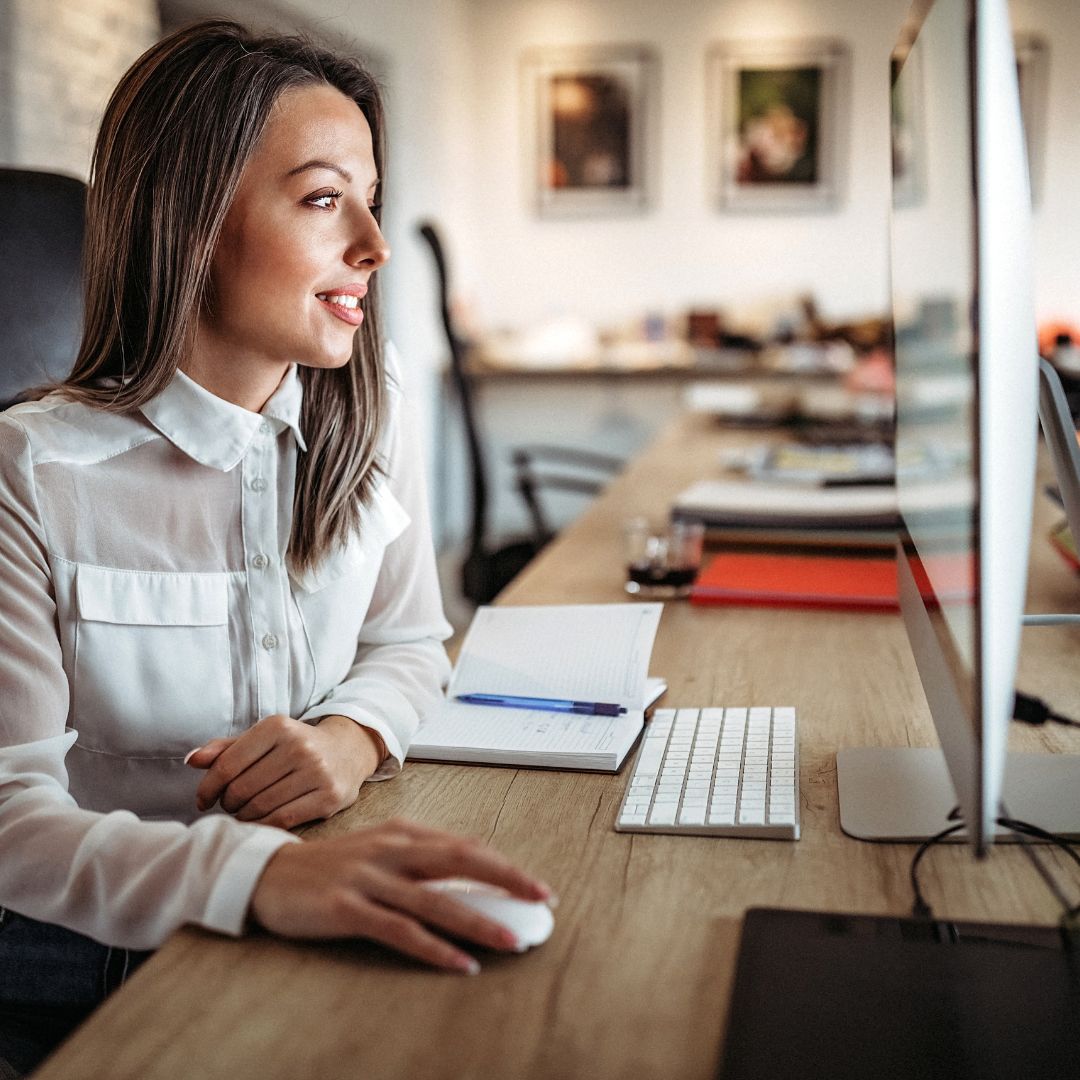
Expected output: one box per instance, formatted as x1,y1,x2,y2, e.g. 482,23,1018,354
0,20,549,1074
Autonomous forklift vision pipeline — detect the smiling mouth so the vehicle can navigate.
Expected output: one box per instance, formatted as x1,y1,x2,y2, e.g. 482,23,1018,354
316,292,365,326
316,292,361,309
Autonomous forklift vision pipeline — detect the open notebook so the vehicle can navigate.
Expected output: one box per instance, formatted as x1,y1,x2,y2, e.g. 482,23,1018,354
410,603,663,771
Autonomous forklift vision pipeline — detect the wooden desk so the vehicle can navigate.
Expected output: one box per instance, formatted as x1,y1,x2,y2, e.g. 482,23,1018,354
37,415,1080,1080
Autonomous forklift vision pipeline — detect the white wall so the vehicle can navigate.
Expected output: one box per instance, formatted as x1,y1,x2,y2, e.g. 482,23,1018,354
454,0,912,336
1010,0,1080,326
0,0,159,179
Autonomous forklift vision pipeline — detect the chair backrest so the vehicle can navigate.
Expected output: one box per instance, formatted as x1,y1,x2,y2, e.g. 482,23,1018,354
0,168,87,407
417,220,491,560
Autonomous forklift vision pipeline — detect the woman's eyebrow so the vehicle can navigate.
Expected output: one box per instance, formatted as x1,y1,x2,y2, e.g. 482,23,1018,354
285,159,353,182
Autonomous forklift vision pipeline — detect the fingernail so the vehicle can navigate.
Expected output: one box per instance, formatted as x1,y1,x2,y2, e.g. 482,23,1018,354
546,893,560,910
499,929,521,951
183,747,202,765
458,956,481,976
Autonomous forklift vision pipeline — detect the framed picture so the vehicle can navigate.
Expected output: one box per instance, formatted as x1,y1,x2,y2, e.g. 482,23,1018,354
708,39,849,211
1014,34,1049,207
890,46,925,207
522,45,657,217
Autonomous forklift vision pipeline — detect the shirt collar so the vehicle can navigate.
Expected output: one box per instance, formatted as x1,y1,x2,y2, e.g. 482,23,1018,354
140,366,307,471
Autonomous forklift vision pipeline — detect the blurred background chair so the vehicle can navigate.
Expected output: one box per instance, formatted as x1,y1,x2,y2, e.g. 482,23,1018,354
418,221,622,606
0,168,87,408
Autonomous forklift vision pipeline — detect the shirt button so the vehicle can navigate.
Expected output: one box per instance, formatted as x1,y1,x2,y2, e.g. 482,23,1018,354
249,477,268,493
261,633,279,651
259,421,272,436
252,553,270,570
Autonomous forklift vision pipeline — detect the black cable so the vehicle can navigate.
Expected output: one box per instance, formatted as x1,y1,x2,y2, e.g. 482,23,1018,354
1013,690,1080,728
909,815,966,919
908,810,1080,948
998,817,1080,918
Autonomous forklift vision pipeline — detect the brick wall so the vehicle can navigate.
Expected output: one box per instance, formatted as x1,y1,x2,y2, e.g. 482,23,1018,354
0,0,159,179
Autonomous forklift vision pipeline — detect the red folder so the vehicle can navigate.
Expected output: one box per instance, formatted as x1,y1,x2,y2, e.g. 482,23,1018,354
690,552,899,611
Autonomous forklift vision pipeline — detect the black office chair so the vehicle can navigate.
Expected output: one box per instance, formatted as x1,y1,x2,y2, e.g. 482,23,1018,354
0,168,87,408
417,221,622,606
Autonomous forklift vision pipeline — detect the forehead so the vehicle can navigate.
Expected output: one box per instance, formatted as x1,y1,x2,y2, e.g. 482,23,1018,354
253,83,374,171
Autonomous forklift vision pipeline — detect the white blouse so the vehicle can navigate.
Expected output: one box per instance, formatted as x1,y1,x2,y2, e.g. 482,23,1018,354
0,349,452,949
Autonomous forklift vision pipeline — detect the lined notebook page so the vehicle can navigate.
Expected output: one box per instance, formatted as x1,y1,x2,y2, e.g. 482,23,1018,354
448,603,662,707
421,705,634,754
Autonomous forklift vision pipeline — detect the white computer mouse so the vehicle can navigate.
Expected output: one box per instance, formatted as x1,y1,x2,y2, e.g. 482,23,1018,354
422,878,555,951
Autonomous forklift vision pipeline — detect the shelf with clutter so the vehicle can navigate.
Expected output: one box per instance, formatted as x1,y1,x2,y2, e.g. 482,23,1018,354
461,292,894,384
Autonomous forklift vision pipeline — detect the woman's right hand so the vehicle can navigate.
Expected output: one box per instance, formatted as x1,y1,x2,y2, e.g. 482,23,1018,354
248,818,553,974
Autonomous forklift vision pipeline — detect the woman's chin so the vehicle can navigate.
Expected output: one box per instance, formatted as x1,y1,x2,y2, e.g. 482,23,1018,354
299,350,354,372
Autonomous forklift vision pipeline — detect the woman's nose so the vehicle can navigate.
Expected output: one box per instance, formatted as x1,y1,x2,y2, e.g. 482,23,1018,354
347,216,390,270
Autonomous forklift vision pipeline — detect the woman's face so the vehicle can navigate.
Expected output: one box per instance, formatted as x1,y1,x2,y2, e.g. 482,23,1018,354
195,83,388,400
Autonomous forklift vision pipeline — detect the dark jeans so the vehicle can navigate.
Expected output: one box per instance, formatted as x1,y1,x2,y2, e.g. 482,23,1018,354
0,908,152,1077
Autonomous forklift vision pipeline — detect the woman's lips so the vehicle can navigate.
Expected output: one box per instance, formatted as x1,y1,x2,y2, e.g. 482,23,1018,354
316,294,365,326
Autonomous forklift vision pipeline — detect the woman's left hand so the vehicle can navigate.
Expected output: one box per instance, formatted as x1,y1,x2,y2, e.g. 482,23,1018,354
185,714,385,828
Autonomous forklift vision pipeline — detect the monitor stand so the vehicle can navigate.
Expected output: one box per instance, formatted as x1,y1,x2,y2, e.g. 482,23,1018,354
837,746,1080,841
837,527,1080,843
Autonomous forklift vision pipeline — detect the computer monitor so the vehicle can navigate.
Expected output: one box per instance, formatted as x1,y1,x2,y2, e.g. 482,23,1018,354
836,0,1080,852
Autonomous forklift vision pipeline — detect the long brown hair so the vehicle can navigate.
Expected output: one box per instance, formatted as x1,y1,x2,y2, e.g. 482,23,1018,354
57,19,388,572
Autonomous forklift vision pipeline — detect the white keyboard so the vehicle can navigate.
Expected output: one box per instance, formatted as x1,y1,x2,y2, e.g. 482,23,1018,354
615,707,800,839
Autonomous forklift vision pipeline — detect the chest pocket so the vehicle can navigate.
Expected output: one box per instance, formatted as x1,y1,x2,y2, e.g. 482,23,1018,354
290,484,411,694
73,565,233,757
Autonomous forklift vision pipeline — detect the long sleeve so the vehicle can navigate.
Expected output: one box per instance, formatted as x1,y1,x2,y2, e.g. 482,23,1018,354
300,348,453,775
0,417,298,950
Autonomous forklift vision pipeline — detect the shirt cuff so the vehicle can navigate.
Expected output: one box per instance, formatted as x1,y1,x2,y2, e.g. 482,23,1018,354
299,704,404,779
199,825,301,937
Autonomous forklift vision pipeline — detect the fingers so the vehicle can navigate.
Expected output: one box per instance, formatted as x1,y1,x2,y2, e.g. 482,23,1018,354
248,789,339,830
232,770,319,822
184,738,235,769
333,891,480,974
195,716,288,812
398,831,552,902
218,746,302,815
334,817,552,901
367,873,520,953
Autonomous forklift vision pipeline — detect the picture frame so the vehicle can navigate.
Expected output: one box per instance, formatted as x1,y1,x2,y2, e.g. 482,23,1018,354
1014,33,1049,207
707,38,849,211
522,45,657,217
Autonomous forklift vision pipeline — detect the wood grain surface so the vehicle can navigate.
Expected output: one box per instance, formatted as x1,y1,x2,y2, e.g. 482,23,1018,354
35,414,1080,1080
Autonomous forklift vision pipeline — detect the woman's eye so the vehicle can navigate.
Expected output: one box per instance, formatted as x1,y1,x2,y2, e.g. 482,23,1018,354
307,189,344,210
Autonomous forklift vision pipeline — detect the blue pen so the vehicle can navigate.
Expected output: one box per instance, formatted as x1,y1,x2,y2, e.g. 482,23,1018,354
456,693,626,717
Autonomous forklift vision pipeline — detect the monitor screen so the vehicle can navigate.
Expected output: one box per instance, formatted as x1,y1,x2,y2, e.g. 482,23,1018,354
892,0,1038,852
892,1,980,781
838,0,1039,853
885,0,980,695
